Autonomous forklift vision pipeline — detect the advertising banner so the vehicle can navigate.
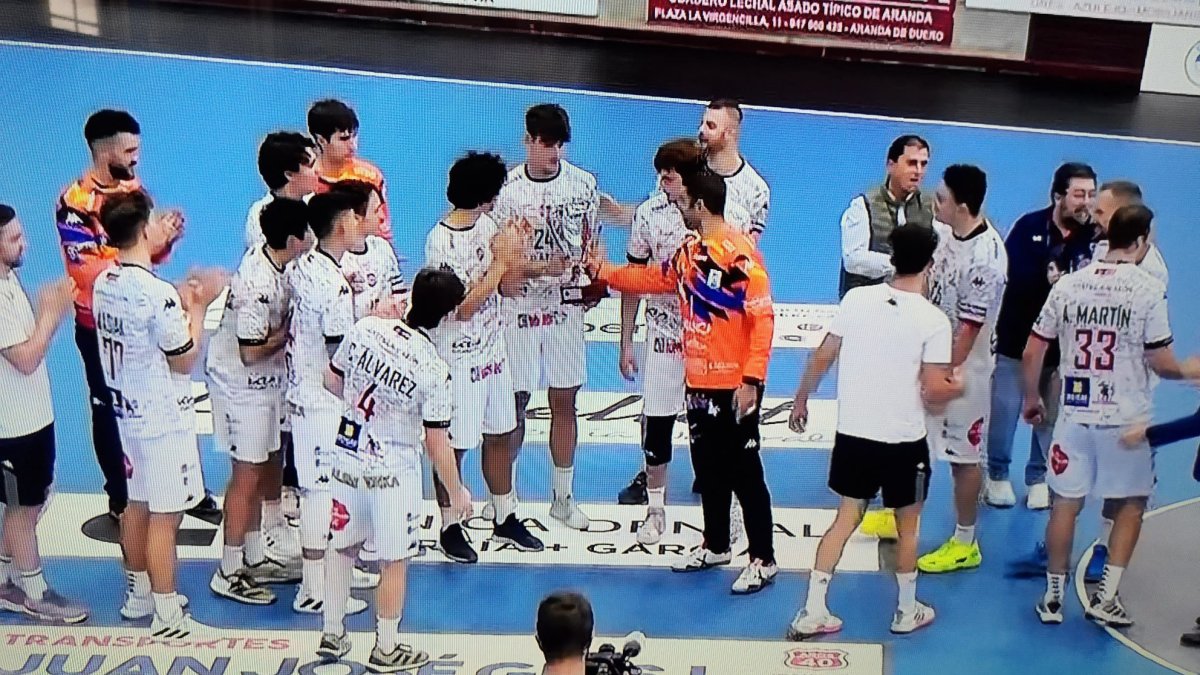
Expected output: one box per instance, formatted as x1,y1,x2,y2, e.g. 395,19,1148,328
964,0,1200,26
1142,24,1200,95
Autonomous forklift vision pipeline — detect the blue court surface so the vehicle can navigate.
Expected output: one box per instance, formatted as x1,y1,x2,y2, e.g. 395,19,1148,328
3,38,1200,675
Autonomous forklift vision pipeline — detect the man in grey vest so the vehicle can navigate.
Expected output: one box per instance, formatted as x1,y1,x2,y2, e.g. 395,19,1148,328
839,135,935,299
837,134,935,541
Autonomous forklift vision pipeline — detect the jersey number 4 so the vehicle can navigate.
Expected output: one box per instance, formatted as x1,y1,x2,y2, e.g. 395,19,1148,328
357,384,378,422
1074,329,1116,371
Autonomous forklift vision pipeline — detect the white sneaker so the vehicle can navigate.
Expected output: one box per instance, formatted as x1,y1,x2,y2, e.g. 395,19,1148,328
1027,483,1051,510
291,588,368,615
637,509,666,545
281,486,301,526
984,479,1017,508
729,497,746,547
351,566,380,590
121,592,190,620
150,611,206,639
890,601,936,634
671,546,732,573
731,559,778,594
787,609,843,640
550,496,590,531
264,524,302,561
482,502,495,521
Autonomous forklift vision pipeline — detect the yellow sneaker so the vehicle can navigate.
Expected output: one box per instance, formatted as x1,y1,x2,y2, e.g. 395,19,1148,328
857,509,898,540
917,538,982,573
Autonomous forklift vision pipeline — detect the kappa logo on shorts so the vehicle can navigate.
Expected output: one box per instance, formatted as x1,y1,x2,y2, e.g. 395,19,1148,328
1050,443,1069,476
330,499,350,532
786,647,849,670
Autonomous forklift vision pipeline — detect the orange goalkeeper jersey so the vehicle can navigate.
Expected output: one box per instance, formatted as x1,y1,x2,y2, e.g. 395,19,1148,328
317,157,392,242
599,223,774,390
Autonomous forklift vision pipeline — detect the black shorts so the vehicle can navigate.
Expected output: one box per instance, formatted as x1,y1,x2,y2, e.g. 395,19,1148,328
0,423,56,507
828,433,930,509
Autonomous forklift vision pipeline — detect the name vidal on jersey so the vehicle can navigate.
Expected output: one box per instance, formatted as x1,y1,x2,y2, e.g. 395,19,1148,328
352,347,418,397
1064,304,1133,329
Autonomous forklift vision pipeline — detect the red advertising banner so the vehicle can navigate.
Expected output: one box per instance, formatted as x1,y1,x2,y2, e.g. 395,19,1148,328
647,0,955,46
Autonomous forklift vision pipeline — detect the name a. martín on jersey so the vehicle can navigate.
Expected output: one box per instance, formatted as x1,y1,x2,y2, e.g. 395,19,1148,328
353,348,418,397
1069,305,1133,329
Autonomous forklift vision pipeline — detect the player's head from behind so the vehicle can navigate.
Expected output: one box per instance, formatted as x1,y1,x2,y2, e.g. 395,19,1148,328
308,99,359,165
889,222,939,280
885,134,930,198
259,197,313,261
698,98,742,155
1093,180,1143,232
934,164,987,227
1106,204,1153,256
258,131,319,196
654,138,702,204
330,179,386,237
524,104,571,176
447,151,508,213
406,267,466,330
307,190,367,251
84,109,141,182
536,591,594,666
100,189,159,252
0,204,27,271
674,161,727,229
1050,162,1097,228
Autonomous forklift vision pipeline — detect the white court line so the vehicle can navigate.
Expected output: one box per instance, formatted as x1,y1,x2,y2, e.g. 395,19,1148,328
2,38,1199,148
1073,496,1200,675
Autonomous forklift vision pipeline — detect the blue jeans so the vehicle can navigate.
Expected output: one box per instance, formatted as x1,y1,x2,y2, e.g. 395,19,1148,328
987,355,1057,485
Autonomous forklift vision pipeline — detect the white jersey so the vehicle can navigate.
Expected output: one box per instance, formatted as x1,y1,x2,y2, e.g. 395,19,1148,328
425,213,506,365
205,245,290,402
285,248,355,411
92,263,195,439
716,159,770,236
244,193,274,250
329,316,453,472
341,236,405,320
1033,262,1172,426
1090,240,1169,288
492,161,600,308
927,221,1008,371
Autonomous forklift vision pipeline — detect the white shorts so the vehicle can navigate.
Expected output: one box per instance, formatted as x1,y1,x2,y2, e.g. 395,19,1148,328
450,355,517,450
641,335,684,418
290,405,341,492
123,429,205,514
930,365,991,465
506,305,586,392
1047,421,1155,500
328,463,422,562
211,393,284,464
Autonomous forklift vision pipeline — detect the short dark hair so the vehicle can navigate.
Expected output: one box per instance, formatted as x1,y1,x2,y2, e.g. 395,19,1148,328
307,190,359,241
85,110,140,146
707,98,743,122
536,591,594,663
1107,204,1153,249
408,268,466,330
886,135,929,163
890,224,939,276
308,99,359,141
329,179,380,218
0,204,15,229
258,132,315,191
653,138,702,173
526,104,571,146
1051,162,1097,198
1100,180,1143,203
942,164,988,217
100,190,154,249
679,162,727,216
447,152,508,210
259,198,310,251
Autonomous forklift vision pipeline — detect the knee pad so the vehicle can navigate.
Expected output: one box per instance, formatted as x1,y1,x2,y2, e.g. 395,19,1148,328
299,489,332,551
514,391,531,426
641,415,675,467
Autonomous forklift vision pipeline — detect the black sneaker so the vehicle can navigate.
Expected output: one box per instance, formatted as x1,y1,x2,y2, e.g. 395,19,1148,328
369,642,430,673
1182,629,1200,647
492,514,545,552
439,524,478,564
187,491,223,525
618,471,649,505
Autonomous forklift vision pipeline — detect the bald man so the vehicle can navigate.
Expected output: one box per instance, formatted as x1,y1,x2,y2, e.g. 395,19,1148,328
1090,181,1168,286
698,99,770,241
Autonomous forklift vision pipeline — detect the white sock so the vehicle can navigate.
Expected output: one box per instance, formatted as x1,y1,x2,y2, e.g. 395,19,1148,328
127,570,151,598
491,491,517,524
0,555,11,584
805,570,832,615
360,541,379,563
245,532,265,566
262,500,284,531
1099,565,1124,601
152,591,182,620
1098,519,1113,547
1045,572,1067,602
953,524,976,545
221,546,243,576
895,571,917,613
17,569,48,601
300,491,333,551
322,552,352,635
377,616,401,653
302,557,326,597
552,466,574,501
440,507,455,532
648,487,666,509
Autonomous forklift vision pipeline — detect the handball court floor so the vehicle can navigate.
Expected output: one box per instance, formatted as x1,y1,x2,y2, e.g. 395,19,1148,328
4,1,1200,673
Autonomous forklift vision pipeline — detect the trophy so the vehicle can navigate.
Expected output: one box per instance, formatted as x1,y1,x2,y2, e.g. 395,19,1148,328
559,210,609,306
